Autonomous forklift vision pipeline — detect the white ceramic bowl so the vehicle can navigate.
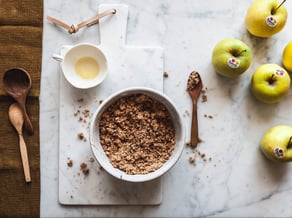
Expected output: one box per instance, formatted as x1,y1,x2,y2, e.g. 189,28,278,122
89,87,185,182
53,43,108,89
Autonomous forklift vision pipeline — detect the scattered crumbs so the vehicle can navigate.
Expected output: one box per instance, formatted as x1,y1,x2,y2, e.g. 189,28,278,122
163,71,169,78
77,98,84,103
201,94,207,102
70,195,74,199
80,162,90,175
201,87,208,103
82,168,90,175
189,156,196,164
99,99,103,104
204,114,214,119
89,157,95,163
67,157,73,167
80,162,87,169
78,132,85,140
186,143,213,166
82,109,90,118
183,110,190,117
74,110,80,116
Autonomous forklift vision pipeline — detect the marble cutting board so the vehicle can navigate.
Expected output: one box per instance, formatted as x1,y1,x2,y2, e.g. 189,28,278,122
58,4,164,205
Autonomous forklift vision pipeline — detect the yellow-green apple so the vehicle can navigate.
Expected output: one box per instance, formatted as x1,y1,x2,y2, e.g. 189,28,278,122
251,64,290,104
212,39,252,78
260,125,292,162
245,0,288,38
282,41,292,72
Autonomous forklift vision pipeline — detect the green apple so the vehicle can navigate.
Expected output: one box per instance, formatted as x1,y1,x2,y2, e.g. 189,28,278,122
251,64,290,104
260,125,292,162
212,39,252,78
245,0,287,38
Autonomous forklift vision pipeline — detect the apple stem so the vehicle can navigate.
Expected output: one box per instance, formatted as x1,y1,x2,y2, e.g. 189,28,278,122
272,0,286,15
288,136,292,148
268,74,275,85
233,49,247,57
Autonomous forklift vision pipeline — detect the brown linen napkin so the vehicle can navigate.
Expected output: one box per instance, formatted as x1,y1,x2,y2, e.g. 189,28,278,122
0,1,43,217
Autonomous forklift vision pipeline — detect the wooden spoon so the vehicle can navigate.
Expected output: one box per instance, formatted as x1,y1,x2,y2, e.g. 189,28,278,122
3,68,33,135
187,71,203,148
8,103,31,183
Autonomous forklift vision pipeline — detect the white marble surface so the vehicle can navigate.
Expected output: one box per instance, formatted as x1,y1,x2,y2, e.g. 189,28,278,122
41,0,292,217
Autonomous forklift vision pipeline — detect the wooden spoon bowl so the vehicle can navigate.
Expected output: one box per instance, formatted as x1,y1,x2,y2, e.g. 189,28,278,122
2,68,33,135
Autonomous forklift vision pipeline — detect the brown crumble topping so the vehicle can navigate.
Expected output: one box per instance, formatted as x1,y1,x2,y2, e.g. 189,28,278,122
187,71,201,92
99,94,175,175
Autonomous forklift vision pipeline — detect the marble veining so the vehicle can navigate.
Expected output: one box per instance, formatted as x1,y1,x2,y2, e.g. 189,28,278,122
41,0,292,217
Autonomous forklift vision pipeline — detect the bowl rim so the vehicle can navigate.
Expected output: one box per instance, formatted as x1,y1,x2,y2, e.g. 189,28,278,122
89,86,185,182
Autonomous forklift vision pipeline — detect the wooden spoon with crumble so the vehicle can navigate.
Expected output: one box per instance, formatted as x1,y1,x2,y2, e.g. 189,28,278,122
187,71,203,147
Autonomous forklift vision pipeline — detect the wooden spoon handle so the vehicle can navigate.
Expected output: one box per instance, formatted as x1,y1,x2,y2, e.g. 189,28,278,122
19,134,31,182
18,100,33,135
190,101,200,147
22,107,34,135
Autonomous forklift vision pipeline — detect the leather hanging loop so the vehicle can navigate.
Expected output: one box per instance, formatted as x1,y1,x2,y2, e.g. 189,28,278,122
47,8,116,34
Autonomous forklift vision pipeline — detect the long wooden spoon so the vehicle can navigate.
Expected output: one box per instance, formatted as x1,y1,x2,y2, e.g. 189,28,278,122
3,68,33,135
187,71,203,148
8,103,31,183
